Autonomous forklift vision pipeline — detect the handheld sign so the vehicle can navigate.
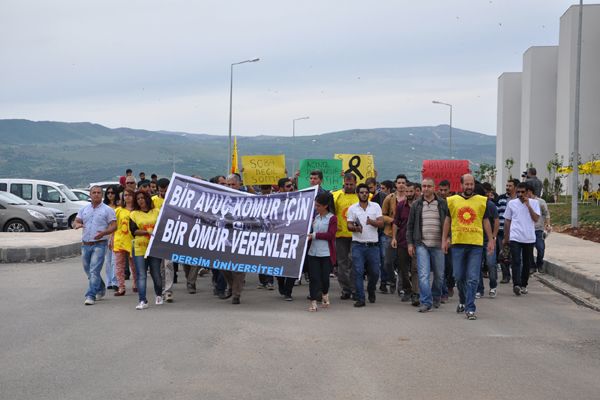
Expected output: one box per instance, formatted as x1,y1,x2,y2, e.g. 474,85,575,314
241,154,286,185
421,159,470,193
334,153,375,184
298,159,343,191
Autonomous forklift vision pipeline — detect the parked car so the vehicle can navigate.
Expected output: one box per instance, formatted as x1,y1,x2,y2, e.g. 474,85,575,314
87,181,120,191
0,191,57,232
0,178,89,228
72,188,91,202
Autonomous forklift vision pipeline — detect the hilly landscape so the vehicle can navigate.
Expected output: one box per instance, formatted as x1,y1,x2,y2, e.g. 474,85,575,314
0,119,495,187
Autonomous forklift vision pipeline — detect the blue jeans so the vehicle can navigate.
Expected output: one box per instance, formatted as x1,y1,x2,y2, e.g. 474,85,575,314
416,244,445,307
134,256,163,303
535,230,545,270
352,243,380,302
82,242,107,299
478,241,498,293
378,233,390,284
104,249,118,287
452,245,483,313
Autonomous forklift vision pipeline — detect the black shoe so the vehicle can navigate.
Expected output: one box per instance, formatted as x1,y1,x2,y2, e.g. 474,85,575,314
187,283,196,294
500,277,511,284
219,291,232,300
340,292,351,300
351,293,357,301
389,285,396,295
368,292,376,303
354,300,366,308
401,292,411,302
513,285,522,296
456,304,465,313
232,296,240,304
379,284,388,294
432,298,441,309
411,294,420,307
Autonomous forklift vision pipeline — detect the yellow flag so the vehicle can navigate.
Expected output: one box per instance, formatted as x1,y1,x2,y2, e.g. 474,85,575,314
231,136,239,174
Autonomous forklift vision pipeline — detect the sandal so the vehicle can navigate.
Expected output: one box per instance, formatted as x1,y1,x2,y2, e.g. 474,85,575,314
308,300,318,312
321,294,330,308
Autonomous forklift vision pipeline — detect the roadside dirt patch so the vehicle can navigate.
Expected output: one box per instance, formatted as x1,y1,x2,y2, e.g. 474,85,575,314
554,225,600,244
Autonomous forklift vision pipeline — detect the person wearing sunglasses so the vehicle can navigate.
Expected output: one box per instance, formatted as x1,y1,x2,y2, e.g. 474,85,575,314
103,185,120,291
502,181,540,297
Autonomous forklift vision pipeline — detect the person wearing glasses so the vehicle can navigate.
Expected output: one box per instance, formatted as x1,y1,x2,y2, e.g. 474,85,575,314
103,185,120,291
502,182,540,297
346,183,384,308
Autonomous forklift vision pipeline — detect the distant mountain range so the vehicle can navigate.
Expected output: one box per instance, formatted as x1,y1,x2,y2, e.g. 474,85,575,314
0,119,495,187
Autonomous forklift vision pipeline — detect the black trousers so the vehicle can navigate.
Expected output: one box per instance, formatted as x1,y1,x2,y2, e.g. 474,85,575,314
307,255,332,301
276,276,295,297
509,241,534,288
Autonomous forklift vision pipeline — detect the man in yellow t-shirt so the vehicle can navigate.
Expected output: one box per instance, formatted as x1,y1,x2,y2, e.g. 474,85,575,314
443,174,494,320
332,172,360,299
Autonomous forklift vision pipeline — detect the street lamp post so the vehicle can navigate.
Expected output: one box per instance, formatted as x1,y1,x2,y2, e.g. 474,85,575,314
432,100,453,159
571,0,584,228
228,58,260,172
292,116,309,173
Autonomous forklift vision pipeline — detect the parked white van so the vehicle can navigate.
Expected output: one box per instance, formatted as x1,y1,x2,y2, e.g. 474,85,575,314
0,179,89,228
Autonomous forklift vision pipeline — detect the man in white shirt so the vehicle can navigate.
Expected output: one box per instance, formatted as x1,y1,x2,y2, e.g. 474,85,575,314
502,182,540,296
347,183,384,307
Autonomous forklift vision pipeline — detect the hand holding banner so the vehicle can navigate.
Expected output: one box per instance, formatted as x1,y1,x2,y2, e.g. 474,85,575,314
241,155,286,185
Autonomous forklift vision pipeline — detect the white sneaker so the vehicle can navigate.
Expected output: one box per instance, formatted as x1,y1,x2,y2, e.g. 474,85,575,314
95,292,105,301
155,296,164,305
475,292,481,299
489,288,497,298
521,287,528,295
136,301,148,310
84,297,95,305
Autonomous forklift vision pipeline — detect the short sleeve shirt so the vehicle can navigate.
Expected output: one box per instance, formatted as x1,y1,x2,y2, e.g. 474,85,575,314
76,203,117,242
347,201,382,243
503,198,540,244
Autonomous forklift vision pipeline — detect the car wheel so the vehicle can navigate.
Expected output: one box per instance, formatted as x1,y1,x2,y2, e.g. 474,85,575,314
4,219,30,233
68,215,77,229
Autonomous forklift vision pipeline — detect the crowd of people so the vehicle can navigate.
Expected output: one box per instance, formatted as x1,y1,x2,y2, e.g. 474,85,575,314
76,166,551,320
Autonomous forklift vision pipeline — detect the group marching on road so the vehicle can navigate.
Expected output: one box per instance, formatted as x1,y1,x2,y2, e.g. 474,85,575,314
76,167,550,320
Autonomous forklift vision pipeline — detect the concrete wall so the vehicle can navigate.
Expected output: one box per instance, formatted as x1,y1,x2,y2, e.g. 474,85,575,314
556,5,600,193
520,46,558,185
496,72,522,192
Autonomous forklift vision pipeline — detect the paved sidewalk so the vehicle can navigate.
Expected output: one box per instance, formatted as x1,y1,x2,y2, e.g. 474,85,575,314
0,229,81,263
542,232,600,299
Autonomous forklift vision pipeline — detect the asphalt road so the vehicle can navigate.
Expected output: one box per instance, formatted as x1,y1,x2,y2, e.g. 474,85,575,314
1,257,599,400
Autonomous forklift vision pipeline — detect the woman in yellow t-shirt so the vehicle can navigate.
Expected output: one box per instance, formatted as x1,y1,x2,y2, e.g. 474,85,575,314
113,188,137,296
130,191,162,310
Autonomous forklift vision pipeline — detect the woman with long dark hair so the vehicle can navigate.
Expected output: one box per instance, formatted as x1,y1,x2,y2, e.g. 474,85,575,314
306,192,337,312
103,185,119,291
129,190,162,310
113,188,137,296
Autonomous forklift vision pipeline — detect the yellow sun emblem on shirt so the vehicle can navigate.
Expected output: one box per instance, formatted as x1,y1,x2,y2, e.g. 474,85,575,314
457,206,477,225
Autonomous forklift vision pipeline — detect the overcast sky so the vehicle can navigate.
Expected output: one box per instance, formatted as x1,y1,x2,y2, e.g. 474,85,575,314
0,0,578,137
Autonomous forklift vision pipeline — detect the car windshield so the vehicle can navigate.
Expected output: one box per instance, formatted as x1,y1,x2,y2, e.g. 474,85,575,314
58,185,80,201
0,191,29,205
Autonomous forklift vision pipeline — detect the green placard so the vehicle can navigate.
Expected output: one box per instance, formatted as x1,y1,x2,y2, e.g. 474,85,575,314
298,159,343,191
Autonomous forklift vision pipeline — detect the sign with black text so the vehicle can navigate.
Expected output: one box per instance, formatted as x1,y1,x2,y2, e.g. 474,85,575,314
146,173,316,279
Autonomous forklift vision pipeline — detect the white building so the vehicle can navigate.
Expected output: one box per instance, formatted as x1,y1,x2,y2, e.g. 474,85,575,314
496,4,600,194
520,46,558,184
496,72,522,191
555,4,600,179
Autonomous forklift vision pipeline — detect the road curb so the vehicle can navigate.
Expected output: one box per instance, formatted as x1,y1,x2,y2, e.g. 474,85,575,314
0,242,80,263
536,273,600,312
543,257,600,299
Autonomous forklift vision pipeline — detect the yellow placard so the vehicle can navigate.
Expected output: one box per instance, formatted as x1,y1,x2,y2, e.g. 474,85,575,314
334,154,375,184
241,154,286,185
